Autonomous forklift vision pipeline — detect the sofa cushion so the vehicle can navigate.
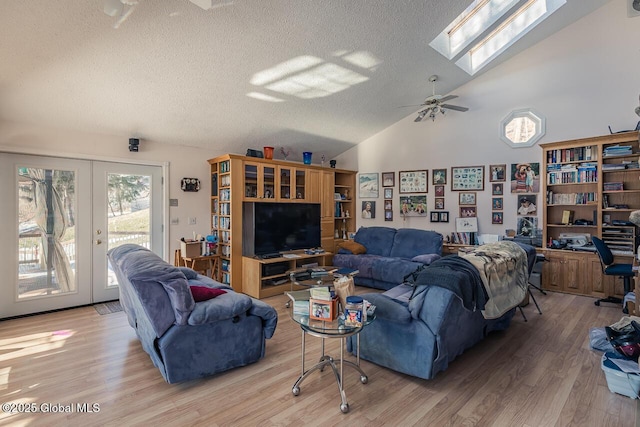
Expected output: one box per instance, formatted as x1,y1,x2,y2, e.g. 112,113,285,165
373,257,423,285
337,240,367,254
190,286,226,302
108,244,195,328
411,253,441,265
389,228,443,259
354,226,397,257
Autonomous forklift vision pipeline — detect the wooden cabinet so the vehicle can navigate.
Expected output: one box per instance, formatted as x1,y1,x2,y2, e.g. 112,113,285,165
209,153,355,295
542,250,584,294
242,252,333,299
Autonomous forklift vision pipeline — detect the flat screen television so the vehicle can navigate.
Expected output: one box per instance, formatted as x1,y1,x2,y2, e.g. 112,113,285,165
242,202,321,257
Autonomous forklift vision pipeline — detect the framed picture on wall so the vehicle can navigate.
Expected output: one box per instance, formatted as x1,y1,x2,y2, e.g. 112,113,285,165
439,211,449,223
459,206,477,218
382,172,395,187
492,212,503,224
492,183,504,196
434,185,445,196
434,197,444,210
385,209,393,221
358,173,379,198
492,197,503,210
432,169,447,185
451,166,484,191
430,211,440,222
458,192,476,205
399,170,428,193
489,164,506,182
384,188,393,199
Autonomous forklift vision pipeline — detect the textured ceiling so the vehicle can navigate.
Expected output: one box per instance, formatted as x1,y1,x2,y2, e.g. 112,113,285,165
0,0,608,161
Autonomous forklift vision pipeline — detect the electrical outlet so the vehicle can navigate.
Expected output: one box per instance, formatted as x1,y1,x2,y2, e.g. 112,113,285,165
188,217,197,225
170,217,179,225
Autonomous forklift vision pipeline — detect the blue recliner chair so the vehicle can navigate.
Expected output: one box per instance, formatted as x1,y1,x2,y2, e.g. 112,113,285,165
592,236,635,313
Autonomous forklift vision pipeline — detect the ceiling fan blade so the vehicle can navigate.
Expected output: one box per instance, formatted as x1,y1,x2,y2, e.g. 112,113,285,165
398,104,423,108
438,95,458,103
414,109,428,122
440,104,469,112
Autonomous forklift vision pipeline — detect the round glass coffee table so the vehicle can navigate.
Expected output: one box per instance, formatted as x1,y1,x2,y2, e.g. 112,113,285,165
288,307,374,413
285,266,356,307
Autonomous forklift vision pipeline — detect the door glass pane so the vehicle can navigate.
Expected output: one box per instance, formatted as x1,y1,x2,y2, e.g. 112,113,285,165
106,173,151,288
280,168,291,199
296,170,305,199
264,166,275,199
18,167,77,298
244,164,257,198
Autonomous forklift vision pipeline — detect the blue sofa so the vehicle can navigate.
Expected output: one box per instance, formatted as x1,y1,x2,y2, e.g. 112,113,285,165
332,226,443,290
107,244,277,383
347,242,536,380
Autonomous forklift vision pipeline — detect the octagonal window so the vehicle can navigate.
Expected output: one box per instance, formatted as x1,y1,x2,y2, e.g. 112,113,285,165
500,109,545,148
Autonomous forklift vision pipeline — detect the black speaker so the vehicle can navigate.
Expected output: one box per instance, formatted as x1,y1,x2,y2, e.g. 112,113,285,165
129,138,139,152
246,149,263,158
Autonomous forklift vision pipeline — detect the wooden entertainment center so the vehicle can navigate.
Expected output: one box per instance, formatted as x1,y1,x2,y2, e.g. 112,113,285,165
540,131,639,299
208,153,356,297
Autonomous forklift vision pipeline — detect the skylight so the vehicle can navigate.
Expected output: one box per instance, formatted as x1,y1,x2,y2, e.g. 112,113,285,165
430,0,566,75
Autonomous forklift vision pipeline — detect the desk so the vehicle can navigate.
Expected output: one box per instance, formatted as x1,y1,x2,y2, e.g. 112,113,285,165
182,254,220,281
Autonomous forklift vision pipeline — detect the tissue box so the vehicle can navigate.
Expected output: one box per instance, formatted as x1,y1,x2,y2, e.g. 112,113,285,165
601,352,640,399
180,240,201,258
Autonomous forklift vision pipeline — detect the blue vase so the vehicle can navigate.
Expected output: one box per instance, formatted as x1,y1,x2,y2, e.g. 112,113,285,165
303,152,312,164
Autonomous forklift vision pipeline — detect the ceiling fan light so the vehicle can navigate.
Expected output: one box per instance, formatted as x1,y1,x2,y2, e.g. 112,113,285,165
104,0,124,17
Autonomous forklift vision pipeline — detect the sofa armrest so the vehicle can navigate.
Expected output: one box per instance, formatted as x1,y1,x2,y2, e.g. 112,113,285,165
248,299,278,339
361,293,411,324
187,292,252,325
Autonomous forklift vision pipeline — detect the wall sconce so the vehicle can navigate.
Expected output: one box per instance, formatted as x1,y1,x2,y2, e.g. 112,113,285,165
181,178,201,192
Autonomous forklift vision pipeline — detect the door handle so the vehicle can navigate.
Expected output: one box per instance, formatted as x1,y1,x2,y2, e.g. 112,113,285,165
95,239,102,245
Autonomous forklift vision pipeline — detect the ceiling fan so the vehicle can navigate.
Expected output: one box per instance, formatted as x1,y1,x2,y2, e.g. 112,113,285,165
410,75,469,122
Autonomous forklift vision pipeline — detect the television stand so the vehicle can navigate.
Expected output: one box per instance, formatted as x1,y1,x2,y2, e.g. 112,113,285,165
242,252,333,299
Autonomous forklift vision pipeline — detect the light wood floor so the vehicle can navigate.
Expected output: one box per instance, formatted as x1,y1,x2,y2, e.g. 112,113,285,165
0,289,637,426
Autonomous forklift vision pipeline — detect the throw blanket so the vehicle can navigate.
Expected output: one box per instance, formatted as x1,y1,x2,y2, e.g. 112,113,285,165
412,256,488,312
460,241,528,319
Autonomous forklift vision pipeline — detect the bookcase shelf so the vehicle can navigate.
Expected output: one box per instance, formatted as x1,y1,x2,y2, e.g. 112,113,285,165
540,131,639,299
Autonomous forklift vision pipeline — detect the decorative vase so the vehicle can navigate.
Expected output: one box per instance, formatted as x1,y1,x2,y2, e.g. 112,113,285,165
302,152,312,165
330,160,336,168
263,146,274,160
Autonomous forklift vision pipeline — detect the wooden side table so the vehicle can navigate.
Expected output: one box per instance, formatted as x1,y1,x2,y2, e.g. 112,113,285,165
182,254,220,281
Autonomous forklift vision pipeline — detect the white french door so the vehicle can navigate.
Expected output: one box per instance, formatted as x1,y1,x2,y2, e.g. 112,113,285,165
92,162,163,302
0,154,164,318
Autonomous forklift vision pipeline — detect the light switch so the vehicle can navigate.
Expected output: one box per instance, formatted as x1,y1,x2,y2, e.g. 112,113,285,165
188,217,197,225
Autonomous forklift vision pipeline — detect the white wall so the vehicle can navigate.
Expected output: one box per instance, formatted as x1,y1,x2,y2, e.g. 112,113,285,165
0,121,222,260
335,0,640,239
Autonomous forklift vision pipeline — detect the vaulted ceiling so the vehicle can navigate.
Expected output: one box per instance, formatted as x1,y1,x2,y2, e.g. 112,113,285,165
0,0,609,160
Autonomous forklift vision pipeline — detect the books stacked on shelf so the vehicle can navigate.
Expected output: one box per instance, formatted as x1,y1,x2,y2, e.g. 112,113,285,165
547,162,597,184
546,146,596,163
603,182,624,192
602,163,627,171
603,145,633,157
548,192,597,205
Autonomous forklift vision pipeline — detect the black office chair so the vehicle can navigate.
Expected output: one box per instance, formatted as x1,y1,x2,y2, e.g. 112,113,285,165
592,236,635,313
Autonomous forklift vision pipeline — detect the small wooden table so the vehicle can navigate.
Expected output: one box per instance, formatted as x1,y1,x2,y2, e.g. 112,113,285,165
182,254,220,281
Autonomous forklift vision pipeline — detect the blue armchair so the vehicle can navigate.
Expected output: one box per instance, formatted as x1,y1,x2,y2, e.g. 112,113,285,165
108,244,277,383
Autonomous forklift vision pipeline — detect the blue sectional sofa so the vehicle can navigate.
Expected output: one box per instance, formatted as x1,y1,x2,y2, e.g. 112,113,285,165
332,226,443,290
108,244,278,383
347,242,536,380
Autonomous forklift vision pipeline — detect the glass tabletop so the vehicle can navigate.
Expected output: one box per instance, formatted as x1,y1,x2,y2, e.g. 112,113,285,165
290,309,375,336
